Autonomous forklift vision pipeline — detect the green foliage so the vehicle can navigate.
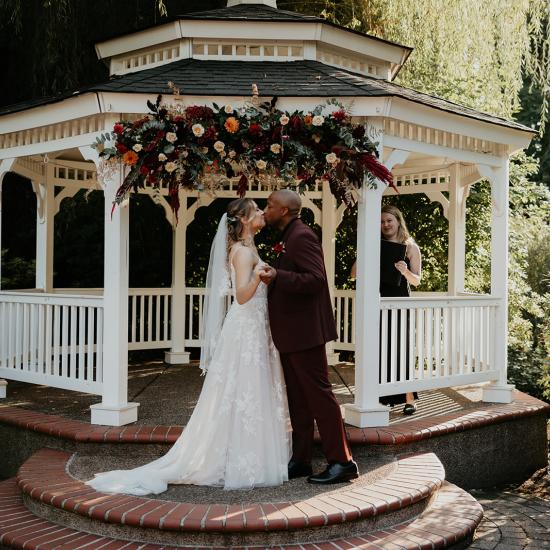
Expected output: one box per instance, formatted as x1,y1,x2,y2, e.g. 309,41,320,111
0,250,35,289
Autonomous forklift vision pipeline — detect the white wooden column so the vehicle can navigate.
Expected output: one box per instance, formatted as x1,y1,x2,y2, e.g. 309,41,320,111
321,181,340,366
165,189,191,365
34,164,55,292
0,159,15,398
79,143,139,425
448,163,466,295
478,160,515,403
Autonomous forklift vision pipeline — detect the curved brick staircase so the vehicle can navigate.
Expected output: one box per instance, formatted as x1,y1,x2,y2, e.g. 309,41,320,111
0,448,483,549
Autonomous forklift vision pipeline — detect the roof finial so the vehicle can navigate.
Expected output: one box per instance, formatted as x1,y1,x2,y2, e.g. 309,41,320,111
227,0,278,8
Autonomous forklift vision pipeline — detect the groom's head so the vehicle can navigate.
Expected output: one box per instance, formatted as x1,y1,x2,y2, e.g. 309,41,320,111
264,190,301,230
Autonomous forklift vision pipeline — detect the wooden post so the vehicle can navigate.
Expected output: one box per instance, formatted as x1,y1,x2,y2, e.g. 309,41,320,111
80,143,139,426
321,181,340,366
479,160,514,403
165,189,191,365
35,164,55,292
0,158,15,398
448,163,466,295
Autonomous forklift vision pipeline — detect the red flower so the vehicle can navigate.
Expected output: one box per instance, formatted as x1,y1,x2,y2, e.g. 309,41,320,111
185,105,214,121
248,123,262,137
116,143,127,154
332,110,347,122
290,115,303,132
113,123,124,134
272,241,286,255
140,165,149,175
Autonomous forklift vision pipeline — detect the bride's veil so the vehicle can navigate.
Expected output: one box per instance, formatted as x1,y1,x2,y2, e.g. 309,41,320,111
199,213,231,373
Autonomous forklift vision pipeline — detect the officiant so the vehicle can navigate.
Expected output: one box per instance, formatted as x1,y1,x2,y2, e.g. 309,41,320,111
351,205,422,415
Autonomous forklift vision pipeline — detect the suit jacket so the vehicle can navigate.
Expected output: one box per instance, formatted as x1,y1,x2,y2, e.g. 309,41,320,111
268,219,338,354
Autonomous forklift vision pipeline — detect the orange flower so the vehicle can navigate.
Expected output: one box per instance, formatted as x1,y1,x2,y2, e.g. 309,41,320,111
304,114,313,125
123,151,139,166
225,117,240,134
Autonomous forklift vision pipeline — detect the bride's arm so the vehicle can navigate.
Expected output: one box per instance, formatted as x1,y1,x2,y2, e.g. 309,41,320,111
232,247,263,305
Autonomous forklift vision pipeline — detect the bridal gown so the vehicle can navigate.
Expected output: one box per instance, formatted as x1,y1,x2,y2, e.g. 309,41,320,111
87,264,291,494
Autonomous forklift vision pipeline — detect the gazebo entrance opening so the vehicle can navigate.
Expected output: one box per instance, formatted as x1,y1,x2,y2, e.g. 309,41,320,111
0,142,512,427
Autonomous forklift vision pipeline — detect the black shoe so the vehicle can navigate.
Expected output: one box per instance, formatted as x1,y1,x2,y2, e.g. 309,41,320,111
403,403,417,416
288,460,313,479
307,460,359,484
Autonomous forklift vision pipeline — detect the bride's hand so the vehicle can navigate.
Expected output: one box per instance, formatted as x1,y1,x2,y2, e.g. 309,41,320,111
253,264,268,281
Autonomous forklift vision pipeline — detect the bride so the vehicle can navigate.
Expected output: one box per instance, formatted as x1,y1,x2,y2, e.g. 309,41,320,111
87,198,291,494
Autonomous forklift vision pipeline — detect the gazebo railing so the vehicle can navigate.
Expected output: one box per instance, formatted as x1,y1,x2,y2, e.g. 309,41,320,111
0,288,500,399
0,292,104,394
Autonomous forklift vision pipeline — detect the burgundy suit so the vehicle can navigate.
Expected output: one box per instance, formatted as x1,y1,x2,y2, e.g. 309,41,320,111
268,219,352,464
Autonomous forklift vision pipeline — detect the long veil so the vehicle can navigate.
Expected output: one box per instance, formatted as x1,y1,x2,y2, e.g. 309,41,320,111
199,213,231,373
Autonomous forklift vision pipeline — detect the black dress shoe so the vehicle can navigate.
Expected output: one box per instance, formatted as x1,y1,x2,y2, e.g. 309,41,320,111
288,460,313,479
403,403,417,416
307,460,359,484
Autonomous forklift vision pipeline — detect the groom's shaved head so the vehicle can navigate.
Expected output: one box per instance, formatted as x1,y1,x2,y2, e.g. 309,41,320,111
272,189,302,217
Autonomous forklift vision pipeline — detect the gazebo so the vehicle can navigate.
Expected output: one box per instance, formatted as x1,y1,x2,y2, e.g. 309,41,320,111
0,0,535,427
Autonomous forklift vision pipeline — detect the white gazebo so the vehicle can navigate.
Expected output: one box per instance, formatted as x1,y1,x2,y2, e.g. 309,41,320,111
0,0,534,427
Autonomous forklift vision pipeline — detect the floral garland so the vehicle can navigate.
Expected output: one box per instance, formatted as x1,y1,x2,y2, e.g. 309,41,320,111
92,94,395,215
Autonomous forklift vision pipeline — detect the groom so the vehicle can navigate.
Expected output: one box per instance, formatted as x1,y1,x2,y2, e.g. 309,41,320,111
262,190,358,484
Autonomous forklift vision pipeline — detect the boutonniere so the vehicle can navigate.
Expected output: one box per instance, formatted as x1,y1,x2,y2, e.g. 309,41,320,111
272,241,286,256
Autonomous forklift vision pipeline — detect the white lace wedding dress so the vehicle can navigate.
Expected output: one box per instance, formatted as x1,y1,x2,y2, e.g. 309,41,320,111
87,264,291,494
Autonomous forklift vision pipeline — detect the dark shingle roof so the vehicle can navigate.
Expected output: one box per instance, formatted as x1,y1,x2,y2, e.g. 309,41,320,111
0,60,533,133
181,3,322,22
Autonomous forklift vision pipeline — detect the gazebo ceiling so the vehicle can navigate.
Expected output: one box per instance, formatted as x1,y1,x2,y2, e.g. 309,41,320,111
0,59,532,135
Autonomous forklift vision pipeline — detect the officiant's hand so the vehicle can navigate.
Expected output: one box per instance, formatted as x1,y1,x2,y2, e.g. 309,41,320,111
395,261,408,274
259,265,277,285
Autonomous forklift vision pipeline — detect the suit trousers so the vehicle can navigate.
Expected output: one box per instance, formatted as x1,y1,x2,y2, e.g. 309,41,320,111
280,345,352,464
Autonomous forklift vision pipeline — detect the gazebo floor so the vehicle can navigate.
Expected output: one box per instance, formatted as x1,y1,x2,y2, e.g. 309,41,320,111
0,360,487,426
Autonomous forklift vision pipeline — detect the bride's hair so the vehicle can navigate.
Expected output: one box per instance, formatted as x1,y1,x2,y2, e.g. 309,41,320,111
227,198,255,244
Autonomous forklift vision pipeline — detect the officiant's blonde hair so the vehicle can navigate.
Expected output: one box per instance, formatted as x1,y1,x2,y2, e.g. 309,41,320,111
381,205,414,245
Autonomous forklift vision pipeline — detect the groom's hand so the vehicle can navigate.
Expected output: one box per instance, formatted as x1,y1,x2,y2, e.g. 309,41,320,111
260,266,277,285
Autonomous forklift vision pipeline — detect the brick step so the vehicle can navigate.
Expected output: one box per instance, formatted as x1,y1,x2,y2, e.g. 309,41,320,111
0,477,482,549
17,449,447,546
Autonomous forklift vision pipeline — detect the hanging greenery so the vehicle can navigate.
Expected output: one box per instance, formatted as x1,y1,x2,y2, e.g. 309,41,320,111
92,93,395,216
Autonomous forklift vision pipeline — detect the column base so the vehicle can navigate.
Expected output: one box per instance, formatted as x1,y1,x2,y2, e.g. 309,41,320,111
482,383,515,404
343,403,390,428
326,351,341,366
90,402,139,426
164,350,191,365
0,380,7,398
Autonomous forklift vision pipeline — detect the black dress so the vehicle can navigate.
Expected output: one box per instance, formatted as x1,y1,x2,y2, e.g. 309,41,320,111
379,255,418,406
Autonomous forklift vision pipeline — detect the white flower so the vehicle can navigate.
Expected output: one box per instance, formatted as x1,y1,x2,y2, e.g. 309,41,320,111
224,104,233,114
326,152,338,164
270,143,281,154
279,115,290,126
256,159,267,170
192,123,205,137
158,153,167,162
132,144,143,152
166,132,178,143
229,150,237,158
165,161,177,173
219,151,227,158
201,147,209,154
214,140,225,152
312,115,325,126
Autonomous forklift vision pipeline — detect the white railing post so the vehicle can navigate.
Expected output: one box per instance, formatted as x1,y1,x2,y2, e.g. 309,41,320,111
344,183,389,427
165,189,191,365
321,180,340,365
35,164,55,292
0,158,16,397
81,143,139,426
448,163,467,295
479,159,514,403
